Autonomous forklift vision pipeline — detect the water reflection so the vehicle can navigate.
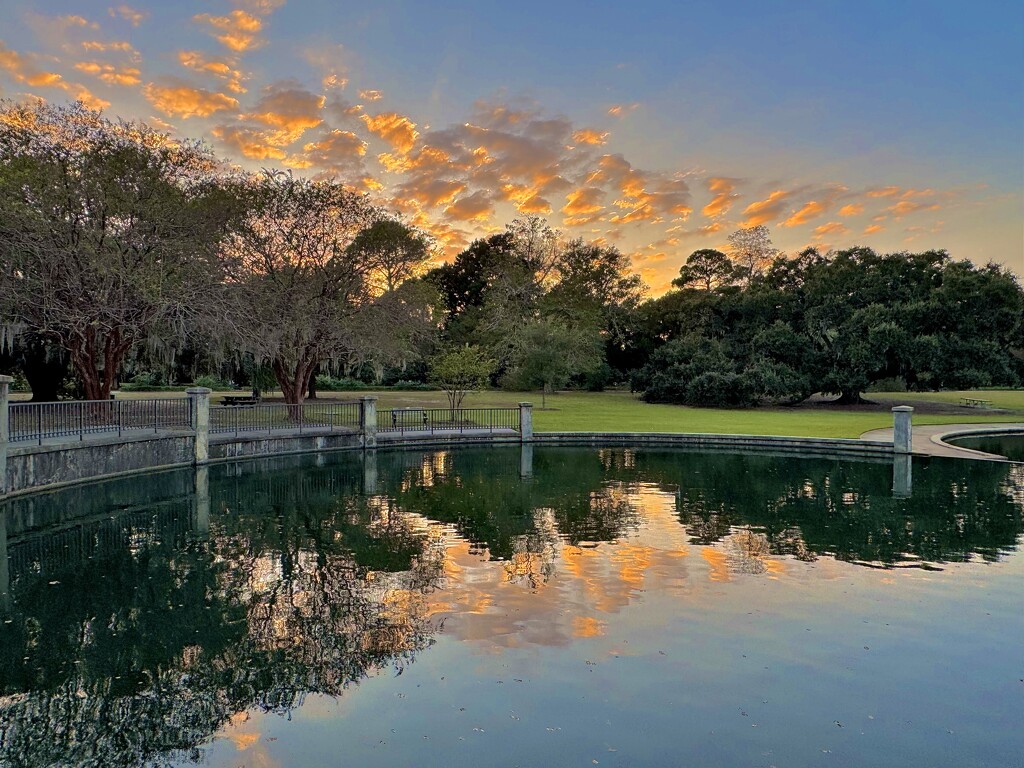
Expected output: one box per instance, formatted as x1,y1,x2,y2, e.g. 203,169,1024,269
0,447,1020,766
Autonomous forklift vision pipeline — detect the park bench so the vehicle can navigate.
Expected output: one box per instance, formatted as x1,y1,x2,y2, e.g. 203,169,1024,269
222,395,259,407
959,397,993,408
391,407,429,428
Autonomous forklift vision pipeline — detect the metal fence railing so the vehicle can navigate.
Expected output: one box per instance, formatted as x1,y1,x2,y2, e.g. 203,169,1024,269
8,398,193,444
210,401,362,436
378,407,520,435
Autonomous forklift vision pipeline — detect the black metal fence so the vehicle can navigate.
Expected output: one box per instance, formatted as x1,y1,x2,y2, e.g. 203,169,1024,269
8,398,193,444
210,401,362,436
378,407,520,435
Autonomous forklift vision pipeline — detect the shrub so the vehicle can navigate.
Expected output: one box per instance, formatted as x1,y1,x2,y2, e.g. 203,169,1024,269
314,375,371,391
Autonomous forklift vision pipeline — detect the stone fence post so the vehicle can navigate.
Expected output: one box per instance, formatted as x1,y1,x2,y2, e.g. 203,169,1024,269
0,375,11,495
186,387,211,465
360,396,378,448
519,402,533,442
892,405,914,455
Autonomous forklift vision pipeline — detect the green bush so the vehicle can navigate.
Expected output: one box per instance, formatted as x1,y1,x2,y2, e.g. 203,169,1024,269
390,380,438,391
314,375,371,391
194,374,234,390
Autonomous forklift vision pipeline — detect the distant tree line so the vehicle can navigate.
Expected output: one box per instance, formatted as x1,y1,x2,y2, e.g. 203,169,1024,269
1,100,1021,406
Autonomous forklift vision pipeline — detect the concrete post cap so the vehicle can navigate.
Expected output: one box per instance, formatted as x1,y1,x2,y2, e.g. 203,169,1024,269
185,387,213,395
0,374,13,383
359,395,378,401
518,402,533,407
891,405,914,413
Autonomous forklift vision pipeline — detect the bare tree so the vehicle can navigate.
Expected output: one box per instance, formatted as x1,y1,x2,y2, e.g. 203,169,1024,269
0,100,231,400
727,225,780,286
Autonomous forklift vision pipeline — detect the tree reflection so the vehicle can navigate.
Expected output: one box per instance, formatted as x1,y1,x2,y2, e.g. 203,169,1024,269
0,460,442,768
0,446,1020,766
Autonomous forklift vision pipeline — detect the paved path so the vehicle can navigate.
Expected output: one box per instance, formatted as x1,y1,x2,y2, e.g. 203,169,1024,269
860,422,1024,460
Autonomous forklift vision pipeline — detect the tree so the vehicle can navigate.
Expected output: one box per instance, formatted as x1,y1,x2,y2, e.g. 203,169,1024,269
427,345,495,415
505,320,603,407
672,249,738,291
727,226,779,285
222,171,378,405
0,100,231,400
346,219,431,293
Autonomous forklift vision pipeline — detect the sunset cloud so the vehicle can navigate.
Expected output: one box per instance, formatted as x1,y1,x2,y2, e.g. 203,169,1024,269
741,190,791,227
361,112,419,154
444,190,494,222
0,42,109,109
607,103,639,117
194,10,263,53
812,221,849,237
244,83,326,143
143,79,239,118
211,124,286,160
838,203,864,216
780,200,825,228
74,61,142,86
358,89,383,101
108,5,147,26
178,51,246,93
571,128,608,146
863,224,884,234
298,129,367,174
81,40,140,60
562,187,605,226
702,177,739,218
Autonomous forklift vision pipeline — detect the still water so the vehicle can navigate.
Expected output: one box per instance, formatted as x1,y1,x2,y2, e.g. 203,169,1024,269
946,433,1024,463
0,447,1021,768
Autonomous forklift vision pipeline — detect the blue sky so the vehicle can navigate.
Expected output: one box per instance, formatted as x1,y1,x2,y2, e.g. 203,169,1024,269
1,0,1021,288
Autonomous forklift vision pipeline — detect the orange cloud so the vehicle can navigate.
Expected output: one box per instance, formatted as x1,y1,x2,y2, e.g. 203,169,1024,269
702,177,738,218
863,224,884,234
361,112,419,154
444,190,493,222
780,200,825,228
571,128,608,145
299,129,368,173
74,61,142,86
886,200,941,218
81,40,140,59
108,5,147,26
359,89,383,101
562,187,605,225
244,85,326,143
211,125,287,160
741,189,791,227
812,221,849,237
178,51,246,93
607,103,639,117
194,10,263,52
0,42,109,109
58,15,99,29
838,203,863,216
143,80,239,118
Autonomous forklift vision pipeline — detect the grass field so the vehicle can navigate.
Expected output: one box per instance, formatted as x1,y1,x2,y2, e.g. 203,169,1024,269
13,388,1021,438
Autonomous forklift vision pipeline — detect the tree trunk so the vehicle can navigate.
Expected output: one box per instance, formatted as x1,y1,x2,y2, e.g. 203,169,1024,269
834,389,868,405
306,363,319,400
272,355,319,420
19,339,68,402
68,330,127,401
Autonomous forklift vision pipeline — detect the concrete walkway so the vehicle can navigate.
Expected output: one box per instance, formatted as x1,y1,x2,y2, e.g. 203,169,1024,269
860,422,1024,461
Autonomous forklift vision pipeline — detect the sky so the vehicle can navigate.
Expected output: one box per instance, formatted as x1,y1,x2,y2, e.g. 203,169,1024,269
0,0,1021,292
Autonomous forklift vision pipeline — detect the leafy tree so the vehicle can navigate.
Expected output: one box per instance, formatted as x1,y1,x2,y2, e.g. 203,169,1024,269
504,320,603,407
346,219,431,293
221,171,378,405
672,248,738,291
0,100,232,400
427,345,496,414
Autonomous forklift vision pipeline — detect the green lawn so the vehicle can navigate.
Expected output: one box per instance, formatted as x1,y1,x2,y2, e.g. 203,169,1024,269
334,389,1022,438
20,387,1020,439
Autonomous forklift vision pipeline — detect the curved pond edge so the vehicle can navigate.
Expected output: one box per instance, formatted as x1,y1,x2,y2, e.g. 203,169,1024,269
931,425,1024,462
1,427,903,502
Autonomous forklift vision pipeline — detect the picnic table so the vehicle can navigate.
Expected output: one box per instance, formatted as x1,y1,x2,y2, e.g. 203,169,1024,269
222,395,259,407
960,397,993,408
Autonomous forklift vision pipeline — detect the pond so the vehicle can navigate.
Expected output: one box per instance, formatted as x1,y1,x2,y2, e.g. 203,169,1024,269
0,447,1021,768
946,432,1024,463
